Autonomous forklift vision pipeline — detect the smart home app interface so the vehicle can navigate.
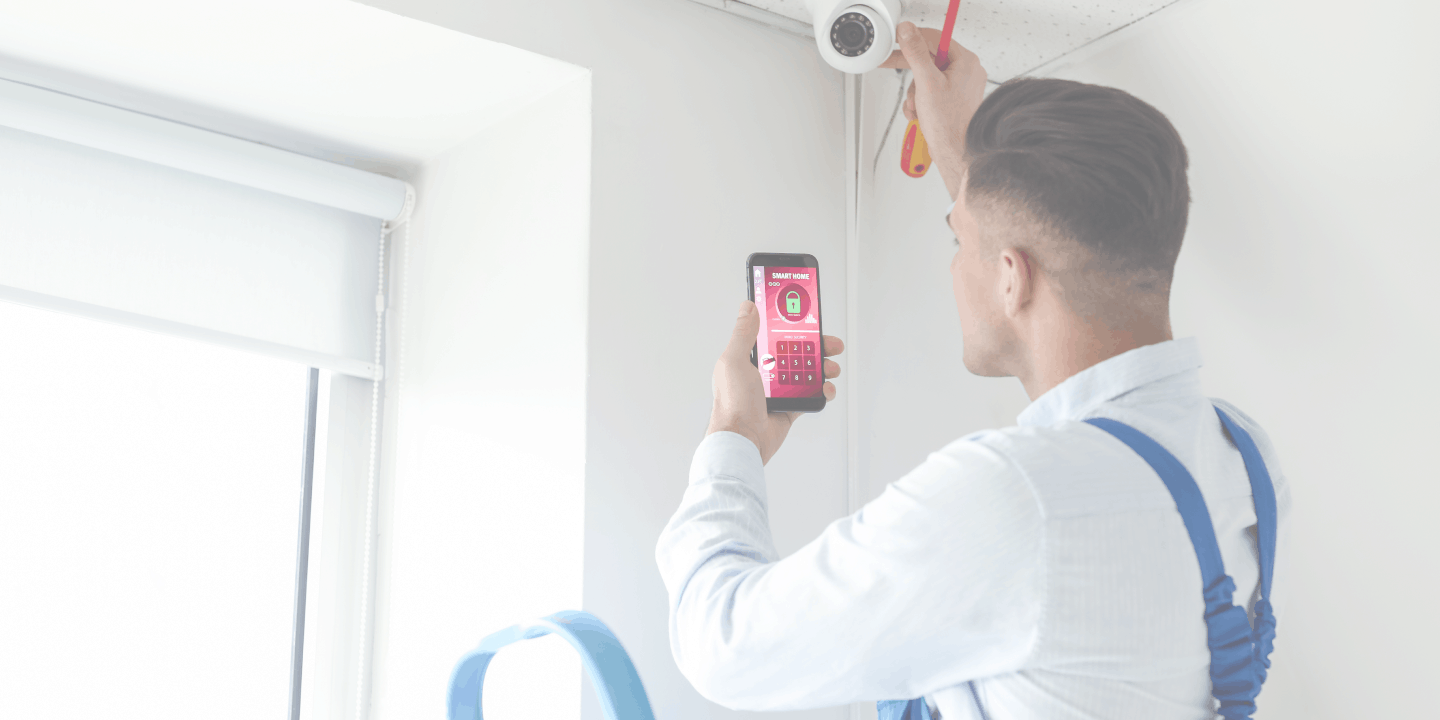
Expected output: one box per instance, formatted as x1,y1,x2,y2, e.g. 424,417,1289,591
752,265,822,398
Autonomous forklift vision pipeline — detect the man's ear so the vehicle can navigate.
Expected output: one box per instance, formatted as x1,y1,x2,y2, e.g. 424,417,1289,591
1000,247,1035,317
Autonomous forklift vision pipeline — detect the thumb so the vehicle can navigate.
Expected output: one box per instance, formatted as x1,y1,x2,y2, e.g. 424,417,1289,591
725,301,761,360
896,22,940,86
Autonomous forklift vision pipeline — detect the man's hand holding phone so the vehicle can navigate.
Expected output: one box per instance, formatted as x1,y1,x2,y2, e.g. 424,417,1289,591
707,301,843,465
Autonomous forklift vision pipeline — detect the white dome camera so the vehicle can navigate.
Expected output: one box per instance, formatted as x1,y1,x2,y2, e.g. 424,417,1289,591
808,0,902,74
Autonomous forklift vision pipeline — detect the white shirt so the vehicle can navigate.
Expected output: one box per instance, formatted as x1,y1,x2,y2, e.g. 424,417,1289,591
655,338,1291,719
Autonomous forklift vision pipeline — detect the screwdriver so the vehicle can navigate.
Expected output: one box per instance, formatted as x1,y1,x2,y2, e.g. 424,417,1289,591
900,0,962,178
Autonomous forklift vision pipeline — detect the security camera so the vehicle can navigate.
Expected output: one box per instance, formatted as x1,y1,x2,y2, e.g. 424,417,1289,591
808,0,902,74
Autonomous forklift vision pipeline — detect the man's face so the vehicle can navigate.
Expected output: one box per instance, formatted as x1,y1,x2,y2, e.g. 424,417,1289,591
948,184,1012,377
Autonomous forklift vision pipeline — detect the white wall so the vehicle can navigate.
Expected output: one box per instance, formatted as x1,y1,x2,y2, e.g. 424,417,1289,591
357,1,853,718
859,1,1440,717
368,77,591,720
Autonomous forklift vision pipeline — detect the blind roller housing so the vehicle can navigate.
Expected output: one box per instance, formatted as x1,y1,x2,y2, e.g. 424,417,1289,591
0,78,411,221
0,124,381,376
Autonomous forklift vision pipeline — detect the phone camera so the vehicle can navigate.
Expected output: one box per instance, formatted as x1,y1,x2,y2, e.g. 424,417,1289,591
830,12,875,58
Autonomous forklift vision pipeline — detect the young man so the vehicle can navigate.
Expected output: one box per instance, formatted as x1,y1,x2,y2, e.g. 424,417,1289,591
656,22,1289,720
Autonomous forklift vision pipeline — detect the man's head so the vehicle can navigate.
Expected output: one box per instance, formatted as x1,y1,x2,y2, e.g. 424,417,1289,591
947,77,1190,381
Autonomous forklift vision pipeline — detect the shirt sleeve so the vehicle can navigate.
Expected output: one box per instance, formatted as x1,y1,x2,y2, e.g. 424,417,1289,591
655,431,1046,711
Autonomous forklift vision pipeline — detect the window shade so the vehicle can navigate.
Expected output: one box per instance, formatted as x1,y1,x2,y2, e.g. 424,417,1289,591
0,81,402,379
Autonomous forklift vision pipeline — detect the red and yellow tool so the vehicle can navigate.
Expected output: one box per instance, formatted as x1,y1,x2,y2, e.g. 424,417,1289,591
900,119,931,177
901,0,962,178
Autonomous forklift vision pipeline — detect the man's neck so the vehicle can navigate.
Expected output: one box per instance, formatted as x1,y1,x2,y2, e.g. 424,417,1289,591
1016,311,1174,401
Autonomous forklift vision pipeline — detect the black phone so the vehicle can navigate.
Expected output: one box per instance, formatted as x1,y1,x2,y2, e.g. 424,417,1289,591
746,252,826,413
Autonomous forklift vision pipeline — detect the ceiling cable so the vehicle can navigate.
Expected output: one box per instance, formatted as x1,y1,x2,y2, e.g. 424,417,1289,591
872,69,909,176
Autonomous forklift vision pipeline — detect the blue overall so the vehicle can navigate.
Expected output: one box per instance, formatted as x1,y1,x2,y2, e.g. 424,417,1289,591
879,406,1278,720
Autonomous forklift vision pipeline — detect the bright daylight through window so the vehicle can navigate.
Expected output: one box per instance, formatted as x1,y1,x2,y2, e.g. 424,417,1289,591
0,301,316,718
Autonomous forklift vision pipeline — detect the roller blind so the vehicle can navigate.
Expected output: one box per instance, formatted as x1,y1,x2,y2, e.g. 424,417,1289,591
0,79,407,379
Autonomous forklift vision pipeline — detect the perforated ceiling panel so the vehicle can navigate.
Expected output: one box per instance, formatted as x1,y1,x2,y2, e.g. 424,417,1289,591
700,0,1186,82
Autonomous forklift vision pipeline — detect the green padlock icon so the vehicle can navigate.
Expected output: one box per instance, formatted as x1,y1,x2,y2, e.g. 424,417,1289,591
785,291,801,314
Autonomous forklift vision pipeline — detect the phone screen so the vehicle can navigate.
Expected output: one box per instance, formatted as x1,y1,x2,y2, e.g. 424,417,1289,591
751,264,823,399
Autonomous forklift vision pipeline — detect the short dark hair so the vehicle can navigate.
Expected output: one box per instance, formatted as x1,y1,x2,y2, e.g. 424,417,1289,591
965,78,1190,293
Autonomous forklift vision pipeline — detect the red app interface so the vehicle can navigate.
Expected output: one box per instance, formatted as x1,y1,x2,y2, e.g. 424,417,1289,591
752,265,822,398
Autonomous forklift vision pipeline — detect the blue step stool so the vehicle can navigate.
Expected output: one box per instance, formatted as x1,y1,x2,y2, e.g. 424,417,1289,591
447,610,656,720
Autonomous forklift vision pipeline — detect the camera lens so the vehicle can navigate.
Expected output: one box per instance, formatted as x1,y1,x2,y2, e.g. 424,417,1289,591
830,12,874,58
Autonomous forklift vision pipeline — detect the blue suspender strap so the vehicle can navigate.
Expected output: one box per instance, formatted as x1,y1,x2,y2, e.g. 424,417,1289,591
1213,408,1279,688
878,686,987,720
876,698,930,720
1084,407,1277,720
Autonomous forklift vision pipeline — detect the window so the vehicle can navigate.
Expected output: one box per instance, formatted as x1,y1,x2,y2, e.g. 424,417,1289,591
0,301,316,718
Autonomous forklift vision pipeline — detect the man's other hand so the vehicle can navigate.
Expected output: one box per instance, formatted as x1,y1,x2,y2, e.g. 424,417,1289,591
706,301,843,465
881,21,987,197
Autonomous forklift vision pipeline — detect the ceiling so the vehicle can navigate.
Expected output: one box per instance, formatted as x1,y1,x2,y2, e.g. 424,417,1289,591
0,0,1189,171
0,0,587,174
711,0,1188,82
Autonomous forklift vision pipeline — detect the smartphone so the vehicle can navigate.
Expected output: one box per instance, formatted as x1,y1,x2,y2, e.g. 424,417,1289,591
746,252,826,413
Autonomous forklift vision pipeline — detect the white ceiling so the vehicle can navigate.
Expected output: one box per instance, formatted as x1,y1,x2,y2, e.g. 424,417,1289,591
723,0,1186,82
0,0,588,174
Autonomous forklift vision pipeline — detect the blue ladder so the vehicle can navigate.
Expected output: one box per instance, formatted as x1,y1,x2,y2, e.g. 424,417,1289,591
447,610,656,720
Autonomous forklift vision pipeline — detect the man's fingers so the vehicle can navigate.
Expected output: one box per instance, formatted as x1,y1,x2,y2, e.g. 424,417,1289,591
822,381,836,402
823,358,841,379
881,26,941,69
725,301,761,359
896,22,941,86
941,42,985,85
903,81,917,121
941,39,968,67
823,335,845,356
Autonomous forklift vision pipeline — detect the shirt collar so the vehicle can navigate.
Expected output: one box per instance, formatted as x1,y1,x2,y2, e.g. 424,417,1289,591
1016,337,1204,427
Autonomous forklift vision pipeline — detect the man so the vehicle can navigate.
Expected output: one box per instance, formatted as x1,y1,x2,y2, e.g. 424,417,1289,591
656,21,1290,720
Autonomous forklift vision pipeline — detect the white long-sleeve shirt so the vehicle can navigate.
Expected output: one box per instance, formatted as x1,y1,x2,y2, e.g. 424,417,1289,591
656,338,1291,719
